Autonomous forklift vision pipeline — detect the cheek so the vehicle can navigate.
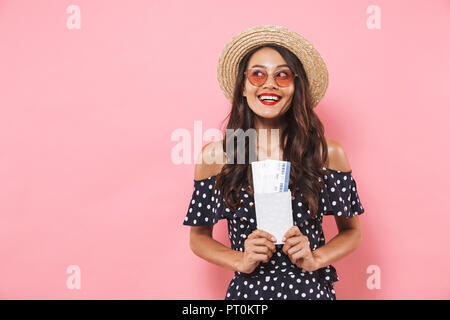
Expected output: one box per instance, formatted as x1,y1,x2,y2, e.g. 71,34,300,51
284,88,295,103
286,86,295,97
244,83,258,97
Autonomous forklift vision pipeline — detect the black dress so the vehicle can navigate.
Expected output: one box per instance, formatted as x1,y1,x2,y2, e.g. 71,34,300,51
182,167,365,300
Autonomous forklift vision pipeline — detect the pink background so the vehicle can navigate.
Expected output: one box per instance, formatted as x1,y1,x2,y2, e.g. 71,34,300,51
0,0,449,299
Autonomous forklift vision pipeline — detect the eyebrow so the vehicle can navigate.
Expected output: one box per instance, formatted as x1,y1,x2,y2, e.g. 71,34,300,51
249,64,290,68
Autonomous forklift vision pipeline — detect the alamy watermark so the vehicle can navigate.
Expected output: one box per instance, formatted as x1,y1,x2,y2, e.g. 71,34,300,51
366,264,381,289
66,264,81,290
170,121,280,165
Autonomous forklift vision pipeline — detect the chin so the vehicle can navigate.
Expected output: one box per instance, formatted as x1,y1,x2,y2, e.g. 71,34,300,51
254,110,283,119
252,104,284,117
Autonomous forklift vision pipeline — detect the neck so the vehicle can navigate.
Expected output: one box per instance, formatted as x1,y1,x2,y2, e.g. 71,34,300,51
254,115,287,161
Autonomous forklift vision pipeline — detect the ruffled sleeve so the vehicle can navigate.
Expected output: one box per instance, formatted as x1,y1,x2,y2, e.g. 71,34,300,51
320,169,365,218
182,175,226,226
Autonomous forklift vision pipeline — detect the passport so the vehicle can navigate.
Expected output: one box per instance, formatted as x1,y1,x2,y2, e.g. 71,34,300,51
251,159,293,244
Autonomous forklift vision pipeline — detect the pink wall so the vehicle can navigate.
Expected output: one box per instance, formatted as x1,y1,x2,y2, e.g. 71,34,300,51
0,0,449,299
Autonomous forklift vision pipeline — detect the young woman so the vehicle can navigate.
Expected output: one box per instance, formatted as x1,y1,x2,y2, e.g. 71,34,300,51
182,25,365,300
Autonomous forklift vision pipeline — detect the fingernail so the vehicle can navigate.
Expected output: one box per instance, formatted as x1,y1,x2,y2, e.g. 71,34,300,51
271,237,276,242
282,237,286,241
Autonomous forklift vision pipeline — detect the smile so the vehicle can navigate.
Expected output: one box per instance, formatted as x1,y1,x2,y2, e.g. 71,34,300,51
258,94,282,105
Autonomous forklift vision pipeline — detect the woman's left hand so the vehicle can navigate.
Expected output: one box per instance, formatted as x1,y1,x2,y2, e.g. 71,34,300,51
282,226,320,272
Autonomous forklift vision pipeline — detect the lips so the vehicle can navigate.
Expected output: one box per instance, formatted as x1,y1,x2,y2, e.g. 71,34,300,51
257,93,282,105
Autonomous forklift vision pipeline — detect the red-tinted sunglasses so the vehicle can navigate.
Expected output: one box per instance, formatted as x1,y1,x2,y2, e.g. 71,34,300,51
244,67,298,87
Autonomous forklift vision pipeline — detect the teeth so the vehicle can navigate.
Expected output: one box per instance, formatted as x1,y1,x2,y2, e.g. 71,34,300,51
259,95,280,101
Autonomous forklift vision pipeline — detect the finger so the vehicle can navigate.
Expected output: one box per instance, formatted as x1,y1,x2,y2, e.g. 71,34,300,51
251,245,272,255
283,225,301,241
282,236,303,254
250,238,276,253
292,247,309,262
287,242,305,256
253,229,277,242
250,253,270,263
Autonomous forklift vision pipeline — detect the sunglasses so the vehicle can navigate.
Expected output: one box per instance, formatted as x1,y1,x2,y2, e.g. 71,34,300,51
244,67,298,87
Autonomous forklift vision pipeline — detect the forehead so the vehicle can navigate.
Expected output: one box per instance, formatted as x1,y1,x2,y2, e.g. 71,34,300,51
247,47,287,69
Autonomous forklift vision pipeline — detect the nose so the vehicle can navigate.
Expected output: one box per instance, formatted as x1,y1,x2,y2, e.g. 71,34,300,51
263,74,278,89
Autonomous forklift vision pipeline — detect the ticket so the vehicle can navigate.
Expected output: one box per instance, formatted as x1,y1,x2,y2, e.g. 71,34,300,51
251,159,291,193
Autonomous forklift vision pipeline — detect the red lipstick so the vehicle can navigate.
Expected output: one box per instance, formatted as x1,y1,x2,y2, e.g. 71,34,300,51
257,93,282,106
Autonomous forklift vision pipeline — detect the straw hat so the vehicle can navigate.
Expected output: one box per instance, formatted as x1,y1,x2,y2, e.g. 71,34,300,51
217,25,329,108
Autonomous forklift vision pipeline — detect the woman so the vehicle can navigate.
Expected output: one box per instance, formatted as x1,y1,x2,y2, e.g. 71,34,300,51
182,25,365,300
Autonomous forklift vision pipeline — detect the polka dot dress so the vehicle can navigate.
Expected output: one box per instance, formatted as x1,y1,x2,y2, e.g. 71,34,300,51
183,167,365,300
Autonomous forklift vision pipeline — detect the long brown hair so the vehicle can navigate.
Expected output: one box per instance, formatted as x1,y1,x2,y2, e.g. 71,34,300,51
215,43,328,219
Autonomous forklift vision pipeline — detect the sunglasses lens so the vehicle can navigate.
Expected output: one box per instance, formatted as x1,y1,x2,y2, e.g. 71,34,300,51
247,68,267,86
275,69,294,86
246,68,295,87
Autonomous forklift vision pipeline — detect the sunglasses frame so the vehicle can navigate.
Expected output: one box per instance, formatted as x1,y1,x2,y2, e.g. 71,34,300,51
244,67,299,87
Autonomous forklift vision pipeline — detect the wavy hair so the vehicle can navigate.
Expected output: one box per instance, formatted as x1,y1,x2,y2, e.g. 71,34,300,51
214,43,328,219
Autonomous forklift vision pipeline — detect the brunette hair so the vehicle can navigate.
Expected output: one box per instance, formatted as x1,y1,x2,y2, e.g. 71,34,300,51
214,43,328,219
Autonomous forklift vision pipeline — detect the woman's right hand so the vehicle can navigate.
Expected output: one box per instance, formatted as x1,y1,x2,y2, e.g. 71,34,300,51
236,229,277,274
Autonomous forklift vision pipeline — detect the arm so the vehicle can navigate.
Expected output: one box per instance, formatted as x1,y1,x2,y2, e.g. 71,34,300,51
189,225,243,272
312,215,362,269
312,138,363,269
189,141,242,271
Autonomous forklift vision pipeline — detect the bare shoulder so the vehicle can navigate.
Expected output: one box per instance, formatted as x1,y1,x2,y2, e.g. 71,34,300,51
325,137,352,172
194,140,226,180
